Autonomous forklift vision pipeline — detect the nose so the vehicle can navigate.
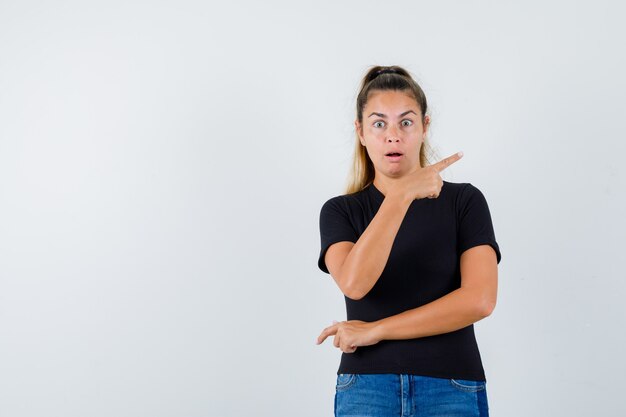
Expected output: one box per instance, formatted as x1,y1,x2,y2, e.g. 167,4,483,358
386,132,400,142
386,125,401,142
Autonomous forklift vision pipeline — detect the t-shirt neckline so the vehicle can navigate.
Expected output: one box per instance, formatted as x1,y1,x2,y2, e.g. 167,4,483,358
368,182,385,204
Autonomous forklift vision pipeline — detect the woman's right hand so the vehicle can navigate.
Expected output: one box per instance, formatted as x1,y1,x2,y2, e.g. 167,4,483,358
389,152,464,202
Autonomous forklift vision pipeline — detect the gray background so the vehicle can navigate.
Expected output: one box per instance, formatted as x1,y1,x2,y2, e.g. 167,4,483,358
1,1,625,416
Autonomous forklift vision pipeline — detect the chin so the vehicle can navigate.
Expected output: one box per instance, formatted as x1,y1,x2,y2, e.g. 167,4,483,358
385,166,405,177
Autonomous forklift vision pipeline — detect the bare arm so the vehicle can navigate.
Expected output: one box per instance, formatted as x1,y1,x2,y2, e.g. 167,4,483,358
317,245,498,350
326,194,412,300
372,245,498,340
325,152,464,300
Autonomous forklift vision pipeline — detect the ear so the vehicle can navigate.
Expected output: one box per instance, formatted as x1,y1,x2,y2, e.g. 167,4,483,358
355,120,365,146
422,115,430,136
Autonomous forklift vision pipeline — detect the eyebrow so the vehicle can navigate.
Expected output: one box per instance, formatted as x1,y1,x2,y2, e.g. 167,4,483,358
368,110,418,118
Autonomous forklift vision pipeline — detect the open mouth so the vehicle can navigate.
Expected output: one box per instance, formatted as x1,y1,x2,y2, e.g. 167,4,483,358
386,153,403,157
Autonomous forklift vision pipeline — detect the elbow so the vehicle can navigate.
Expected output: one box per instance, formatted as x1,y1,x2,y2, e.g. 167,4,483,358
479,297,497,317
346,290,365,301
342,275,367,301
470,284,497,318
343,284,366,301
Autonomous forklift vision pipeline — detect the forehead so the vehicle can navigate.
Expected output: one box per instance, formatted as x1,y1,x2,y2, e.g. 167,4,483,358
365,90,419,112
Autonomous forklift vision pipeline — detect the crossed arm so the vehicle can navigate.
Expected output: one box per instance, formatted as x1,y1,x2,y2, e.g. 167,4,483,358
316,244,498,351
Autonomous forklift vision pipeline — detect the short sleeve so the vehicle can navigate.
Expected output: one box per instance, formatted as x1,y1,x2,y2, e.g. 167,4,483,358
318,197,359,274
457,183,502,264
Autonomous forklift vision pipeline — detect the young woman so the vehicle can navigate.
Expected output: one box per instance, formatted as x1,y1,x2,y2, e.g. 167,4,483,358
316,65,501,417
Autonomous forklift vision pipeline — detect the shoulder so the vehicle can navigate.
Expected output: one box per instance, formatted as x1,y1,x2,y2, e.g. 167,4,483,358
442,181,495,215
443,181,487,201
320,189,367,214
442,180,479,193
442,180,469,193
442,180,471,202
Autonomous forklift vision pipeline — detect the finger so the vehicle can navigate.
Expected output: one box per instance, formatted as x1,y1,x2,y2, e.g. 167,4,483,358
317,331,329,344
342,342,357,353
431,151,463,173
316,325,338,344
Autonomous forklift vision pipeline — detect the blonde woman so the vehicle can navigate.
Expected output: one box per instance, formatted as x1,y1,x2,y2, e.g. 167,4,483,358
316,65,501,417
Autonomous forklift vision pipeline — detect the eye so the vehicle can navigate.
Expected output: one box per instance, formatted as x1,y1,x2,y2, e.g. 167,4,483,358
373,121,385,128
401,119,413,127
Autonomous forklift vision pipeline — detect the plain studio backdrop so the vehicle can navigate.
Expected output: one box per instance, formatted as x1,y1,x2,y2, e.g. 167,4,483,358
1,1,625,416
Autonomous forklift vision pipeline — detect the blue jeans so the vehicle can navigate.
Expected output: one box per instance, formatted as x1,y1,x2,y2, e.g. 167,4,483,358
335,373,489,417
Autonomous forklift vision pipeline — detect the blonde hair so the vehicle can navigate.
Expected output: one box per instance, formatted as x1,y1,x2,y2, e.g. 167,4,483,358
345,65,435,195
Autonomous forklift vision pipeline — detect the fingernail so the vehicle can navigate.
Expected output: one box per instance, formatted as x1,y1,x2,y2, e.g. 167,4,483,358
458,151,463,157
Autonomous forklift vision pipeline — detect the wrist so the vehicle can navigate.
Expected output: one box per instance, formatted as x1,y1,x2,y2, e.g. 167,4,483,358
372,319,388,343
384,191,412,208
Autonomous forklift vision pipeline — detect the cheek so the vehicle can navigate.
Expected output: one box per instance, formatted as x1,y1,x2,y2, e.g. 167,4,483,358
407,125,422,135
363,129,378,139
365,128,382,138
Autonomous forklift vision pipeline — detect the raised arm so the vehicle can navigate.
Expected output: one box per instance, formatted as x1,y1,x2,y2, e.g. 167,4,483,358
325,195,411,300
325,152,464,300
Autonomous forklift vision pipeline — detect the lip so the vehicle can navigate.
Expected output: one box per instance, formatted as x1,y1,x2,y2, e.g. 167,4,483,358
385,154,403,162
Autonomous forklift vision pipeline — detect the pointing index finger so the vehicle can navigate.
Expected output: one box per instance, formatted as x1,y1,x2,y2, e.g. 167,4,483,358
432,151,463,173
317,324,339,344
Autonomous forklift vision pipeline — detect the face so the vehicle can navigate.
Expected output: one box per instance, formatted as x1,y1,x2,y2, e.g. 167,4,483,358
355,90,430,178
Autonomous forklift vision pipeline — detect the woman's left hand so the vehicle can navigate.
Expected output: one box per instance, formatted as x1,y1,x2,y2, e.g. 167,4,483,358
316,320,382,353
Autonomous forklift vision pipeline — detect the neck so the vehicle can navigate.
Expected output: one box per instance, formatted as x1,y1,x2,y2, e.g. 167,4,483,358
372,175,402,197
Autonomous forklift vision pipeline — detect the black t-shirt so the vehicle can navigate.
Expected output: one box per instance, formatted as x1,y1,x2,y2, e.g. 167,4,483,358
318,181,501,381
